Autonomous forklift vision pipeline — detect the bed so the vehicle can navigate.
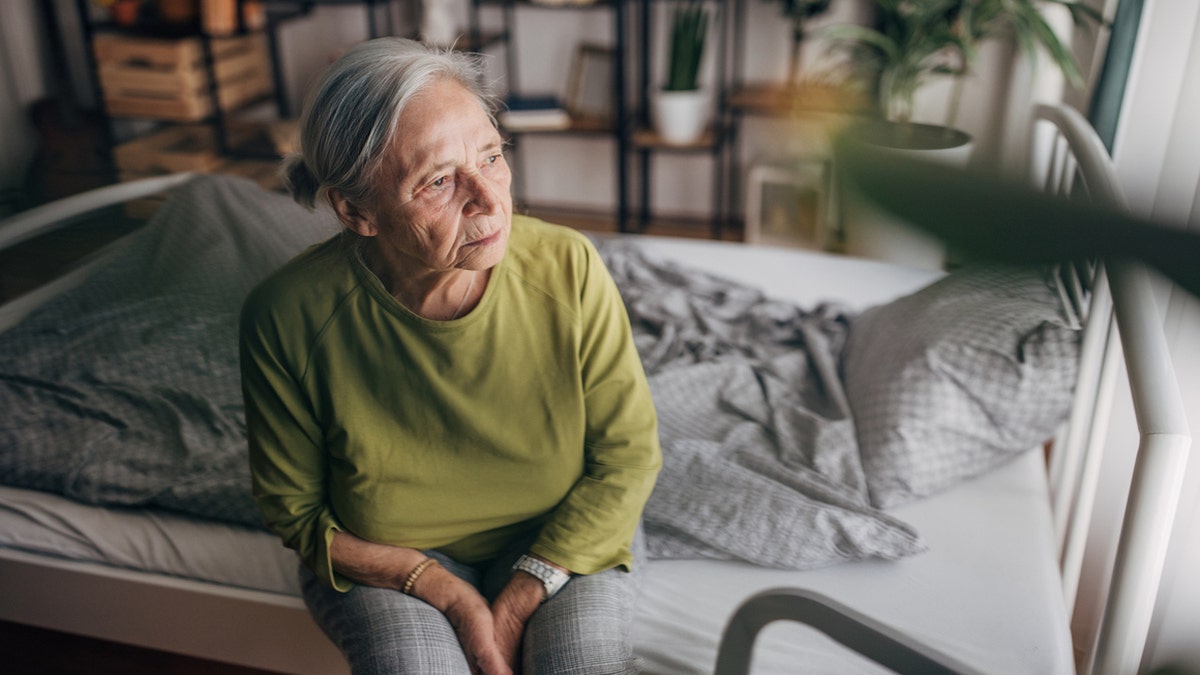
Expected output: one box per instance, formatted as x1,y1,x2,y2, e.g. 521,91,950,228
0,103,1187,675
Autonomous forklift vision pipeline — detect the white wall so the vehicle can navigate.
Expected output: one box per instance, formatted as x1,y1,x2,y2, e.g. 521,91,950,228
275,5,379,116
0,0,51,197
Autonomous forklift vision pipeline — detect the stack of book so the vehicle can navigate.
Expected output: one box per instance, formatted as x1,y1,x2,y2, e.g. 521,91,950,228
498,95,571,131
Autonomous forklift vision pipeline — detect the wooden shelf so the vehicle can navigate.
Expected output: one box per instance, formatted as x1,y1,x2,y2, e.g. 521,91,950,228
729,83,868,117
477,0,728,234
503,114,614,135
629,127,719,151
517,203,743,241
478,0,616,8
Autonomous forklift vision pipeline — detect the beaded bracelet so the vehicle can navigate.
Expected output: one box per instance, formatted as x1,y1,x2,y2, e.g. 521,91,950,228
401,557,438,595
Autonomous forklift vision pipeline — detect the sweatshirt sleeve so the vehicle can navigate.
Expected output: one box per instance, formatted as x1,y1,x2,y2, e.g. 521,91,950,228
239,292,352,592
530,238,662,574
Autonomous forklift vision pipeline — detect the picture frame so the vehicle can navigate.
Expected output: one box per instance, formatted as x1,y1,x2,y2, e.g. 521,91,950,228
744,158,831,250
565,44,616,123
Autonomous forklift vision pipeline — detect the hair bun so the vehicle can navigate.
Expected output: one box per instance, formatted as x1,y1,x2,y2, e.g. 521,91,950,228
282,154,321,209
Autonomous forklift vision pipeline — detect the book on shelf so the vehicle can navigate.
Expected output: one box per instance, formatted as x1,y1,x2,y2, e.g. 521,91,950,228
498,95,571,131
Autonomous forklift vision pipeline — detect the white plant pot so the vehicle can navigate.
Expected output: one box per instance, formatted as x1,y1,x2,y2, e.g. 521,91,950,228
652,89,710,145
841,121,973,270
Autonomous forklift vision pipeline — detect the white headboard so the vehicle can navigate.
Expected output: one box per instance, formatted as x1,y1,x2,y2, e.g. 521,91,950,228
1034,103,1192,675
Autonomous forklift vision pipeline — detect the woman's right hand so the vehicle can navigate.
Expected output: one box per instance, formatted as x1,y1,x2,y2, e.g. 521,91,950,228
414,563,513,675
329,532,512,675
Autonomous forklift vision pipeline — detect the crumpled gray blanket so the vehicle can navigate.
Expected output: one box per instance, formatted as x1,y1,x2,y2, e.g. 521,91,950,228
595,239,924,567
0,174,923,568
0,175,338,528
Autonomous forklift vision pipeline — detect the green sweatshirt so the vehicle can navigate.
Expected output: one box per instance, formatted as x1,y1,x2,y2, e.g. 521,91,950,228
240,216,661,591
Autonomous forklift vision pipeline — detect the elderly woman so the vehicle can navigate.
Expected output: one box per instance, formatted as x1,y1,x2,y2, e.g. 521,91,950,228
239,38,661,674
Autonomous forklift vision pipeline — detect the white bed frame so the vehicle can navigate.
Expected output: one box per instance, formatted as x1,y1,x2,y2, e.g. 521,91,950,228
0,104,1188,674
0,173,353,674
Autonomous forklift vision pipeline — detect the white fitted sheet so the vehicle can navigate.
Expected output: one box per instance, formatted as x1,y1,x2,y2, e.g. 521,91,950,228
627,235,944,310
0,238,1072,673
635,451,1072,673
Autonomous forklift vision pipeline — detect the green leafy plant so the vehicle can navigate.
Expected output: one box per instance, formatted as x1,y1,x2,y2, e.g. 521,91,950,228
665,0,710,91
827,0,1104,124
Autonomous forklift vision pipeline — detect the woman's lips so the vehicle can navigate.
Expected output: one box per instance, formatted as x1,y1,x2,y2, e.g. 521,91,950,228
466,230,502,247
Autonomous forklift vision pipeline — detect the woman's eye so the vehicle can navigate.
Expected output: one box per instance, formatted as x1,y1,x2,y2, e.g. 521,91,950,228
485,154,499,165
431,176,448,188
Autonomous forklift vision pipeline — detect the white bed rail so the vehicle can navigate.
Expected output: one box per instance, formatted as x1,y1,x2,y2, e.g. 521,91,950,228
1090,260,1191,675
1032,103,1191,675
0,173,195,251
1035,102,1127,615
0,173,196,331
714,589,982,675
713,105,1190,675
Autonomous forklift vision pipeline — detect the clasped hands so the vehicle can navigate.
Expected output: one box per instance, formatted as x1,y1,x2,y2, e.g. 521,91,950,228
418,556,555,675
330,532,564,675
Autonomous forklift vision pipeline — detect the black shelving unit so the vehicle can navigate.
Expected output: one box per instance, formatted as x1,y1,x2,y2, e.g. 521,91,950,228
66,0,304,157
471,0,630,228
472,0,737,236
628,0,729,237
292,0,412,40
721,1,865,244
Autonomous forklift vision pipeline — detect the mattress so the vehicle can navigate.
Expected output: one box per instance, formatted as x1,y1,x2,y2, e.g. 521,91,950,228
0,449,1071,674
0,238,1072,673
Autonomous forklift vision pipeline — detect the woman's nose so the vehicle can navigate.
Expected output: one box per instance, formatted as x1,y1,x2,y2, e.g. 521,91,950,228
465,172,504,215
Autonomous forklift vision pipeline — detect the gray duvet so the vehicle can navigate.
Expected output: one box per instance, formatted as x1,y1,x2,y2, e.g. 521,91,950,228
0,175,923,568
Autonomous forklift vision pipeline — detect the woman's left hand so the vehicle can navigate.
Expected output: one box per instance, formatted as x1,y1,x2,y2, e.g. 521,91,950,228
490,569,550,672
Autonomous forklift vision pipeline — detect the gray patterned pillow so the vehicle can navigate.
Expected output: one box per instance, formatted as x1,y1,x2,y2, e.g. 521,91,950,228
842,264,1081,509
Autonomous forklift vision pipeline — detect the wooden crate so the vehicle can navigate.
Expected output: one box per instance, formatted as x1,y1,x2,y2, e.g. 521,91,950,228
94,33,272,122
217,158,286,192
211,34,272,110
113,124,218,218
113,125,223,175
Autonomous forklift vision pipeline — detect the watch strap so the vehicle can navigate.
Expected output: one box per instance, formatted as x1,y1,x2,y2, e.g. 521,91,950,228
512,554,570,601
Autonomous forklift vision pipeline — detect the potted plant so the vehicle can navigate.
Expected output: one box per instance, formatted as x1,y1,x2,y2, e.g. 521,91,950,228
828,0,1102,268
828,0,1103,132
652,0,711,145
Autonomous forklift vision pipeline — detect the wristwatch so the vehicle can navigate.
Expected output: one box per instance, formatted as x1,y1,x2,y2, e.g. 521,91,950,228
512,554,571,601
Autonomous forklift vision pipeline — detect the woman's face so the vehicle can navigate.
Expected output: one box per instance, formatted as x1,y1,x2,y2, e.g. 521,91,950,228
348,78,513,275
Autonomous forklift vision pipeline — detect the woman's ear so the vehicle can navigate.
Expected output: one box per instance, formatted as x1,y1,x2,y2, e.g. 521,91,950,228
328,189,377,237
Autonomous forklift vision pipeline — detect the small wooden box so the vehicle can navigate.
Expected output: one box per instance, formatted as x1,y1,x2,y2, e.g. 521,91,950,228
94,33,272,122
217,158,285,192
114,124,220,218
113,124,223,175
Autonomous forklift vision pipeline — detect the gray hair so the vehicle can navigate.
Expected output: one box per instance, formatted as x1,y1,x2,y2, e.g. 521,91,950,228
282,38,495,210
